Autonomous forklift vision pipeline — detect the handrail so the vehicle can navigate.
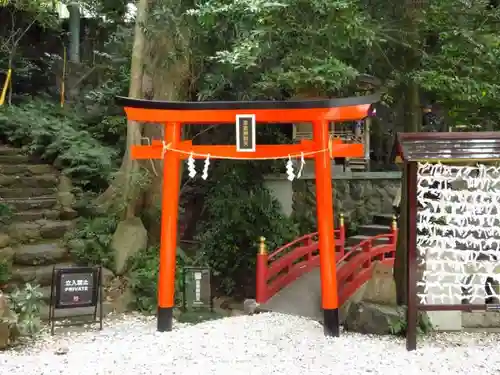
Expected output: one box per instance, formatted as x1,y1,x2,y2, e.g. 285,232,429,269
269,214,346,261
268,232,320,261
336,233,395,264
255,215,397,304
337,243,396,306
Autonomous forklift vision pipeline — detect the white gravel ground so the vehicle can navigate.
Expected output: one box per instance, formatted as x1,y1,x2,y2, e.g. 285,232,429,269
0,312,499,375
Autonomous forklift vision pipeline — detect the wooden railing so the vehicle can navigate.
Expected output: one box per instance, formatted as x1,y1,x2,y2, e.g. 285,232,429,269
255,217,397,305
336,233,397,306
256,215,346,304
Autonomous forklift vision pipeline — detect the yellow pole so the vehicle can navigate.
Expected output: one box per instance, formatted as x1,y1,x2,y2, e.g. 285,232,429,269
0,69,12,106
60,46,67,108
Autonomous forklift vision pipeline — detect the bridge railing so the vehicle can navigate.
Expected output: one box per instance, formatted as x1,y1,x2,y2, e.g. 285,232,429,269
336,232,397,305
256,214,345,304
255,216,398,304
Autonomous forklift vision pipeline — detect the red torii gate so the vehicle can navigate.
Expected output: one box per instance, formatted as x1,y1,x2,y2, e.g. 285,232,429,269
116,94,379,337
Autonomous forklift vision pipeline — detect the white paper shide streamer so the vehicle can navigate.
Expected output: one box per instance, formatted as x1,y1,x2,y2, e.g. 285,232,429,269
183,151,307,181
187,152,196,178
286,156,295,181
417,162,500,305
202,154,210,180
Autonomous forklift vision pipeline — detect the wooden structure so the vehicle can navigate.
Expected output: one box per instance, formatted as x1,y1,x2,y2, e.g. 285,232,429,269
116,93,379,337
294,118,372,171
394,131,500,351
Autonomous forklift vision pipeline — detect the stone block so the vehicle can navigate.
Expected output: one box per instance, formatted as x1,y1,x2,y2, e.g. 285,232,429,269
344,301,404,335
361,262,397,306
112,217,148,275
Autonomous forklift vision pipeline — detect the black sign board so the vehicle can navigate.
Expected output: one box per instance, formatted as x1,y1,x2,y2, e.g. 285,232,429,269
236,114,256,152
49,266,103,334
182,267,212,310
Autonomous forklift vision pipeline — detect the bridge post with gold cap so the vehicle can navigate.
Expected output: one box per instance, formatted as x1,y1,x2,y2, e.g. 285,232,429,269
338,213,346,257
256,236,268,304
391,215,398,244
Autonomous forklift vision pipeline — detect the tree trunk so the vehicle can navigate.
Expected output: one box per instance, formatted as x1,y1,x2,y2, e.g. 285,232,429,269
393,0,423,305
66,3,81,99
406,80,421,132
94,0,149,218
68,3,80,63
140,37,191,241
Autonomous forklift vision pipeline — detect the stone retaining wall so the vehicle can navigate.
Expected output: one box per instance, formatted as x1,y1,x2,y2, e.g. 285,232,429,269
264,171,401,232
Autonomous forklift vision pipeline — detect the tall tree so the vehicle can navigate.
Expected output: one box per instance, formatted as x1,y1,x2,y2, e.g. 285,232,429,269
95,0,148,218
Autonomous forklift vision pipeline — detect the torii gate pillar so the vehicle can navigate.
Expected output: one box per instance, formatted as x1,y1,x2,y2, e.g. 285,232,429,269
157,122,181,331
313,119,338,335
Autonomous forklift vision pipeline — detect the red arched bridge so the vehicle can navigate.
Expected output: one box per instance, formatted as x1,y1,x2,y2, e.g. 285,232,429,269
255,216,398,308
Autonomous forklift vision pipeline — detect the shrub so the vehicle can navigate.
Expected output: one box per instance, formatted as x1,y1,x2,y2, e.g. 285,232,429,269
65,215,119,270
128,245,190,313
0,259,10,286
0,99,118,190
7,283,44,336
196,162,299,296
0,203,13,225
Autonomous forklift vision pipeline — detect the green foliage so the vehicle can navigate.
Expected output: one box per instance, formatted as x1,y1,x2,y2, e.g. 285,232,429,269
7,283,44,336
0,203,13,225
196,162,299,296
0,99,118,189
0,259,11,285
192,0,500,130
65,215,119,270
291,181,317,234
191,0,381,99
389,310,433,336
412,1,500,126
128,245,191,313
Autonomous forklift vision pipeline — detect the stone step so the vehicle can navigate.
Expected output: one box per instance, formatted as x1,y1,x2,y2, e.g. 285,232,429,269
357,224,392,237
0,164,54,176
13,242,68,266
349,164,366,171
0,155,31,164
0,146,25,156
0,187,57,199
372,213,395,226
348,160,367,165
12,209,60,222
7,219,75,243
11,262,75,286
0,196,57,211
346,235,390,247
0,174,58,188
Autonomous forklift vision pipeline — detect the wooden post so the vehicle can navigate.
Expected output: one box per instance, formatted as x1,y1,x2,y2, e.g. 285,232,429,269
364,117,371,171
406,161,418,351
